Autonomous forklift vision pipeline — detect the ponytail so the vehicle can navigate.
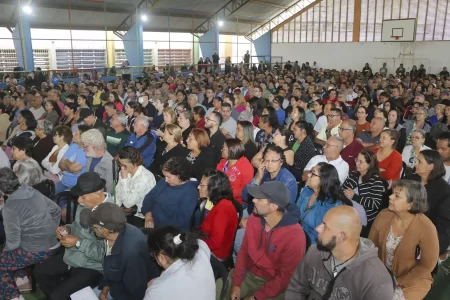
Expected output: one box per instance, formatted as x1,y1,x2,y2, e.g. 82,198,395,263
148,226,199,261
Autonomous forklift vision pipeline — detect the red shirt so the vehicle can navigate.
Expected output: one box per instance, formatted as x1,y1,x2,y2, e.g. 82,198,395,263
373,148,403,180
341,139,365,172
200,199,238,260
196,118,206,130
217,157,254,203
323,97,337,105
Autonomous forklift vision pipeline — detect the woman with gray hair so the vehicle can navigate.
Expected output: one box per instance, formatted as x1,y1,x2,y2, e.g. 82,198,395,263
13,157,54,198
33,119,55,166
401,129,430,175
404,106,431,145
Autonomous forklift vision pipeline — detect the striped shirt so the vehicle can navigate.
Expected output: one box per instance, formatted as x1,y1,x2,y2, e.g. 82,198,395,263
342,171,385,222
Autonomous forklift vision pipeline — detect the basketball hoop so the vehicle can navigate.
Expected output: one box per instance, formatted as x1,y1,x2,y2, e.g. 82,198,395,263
391,36,400,40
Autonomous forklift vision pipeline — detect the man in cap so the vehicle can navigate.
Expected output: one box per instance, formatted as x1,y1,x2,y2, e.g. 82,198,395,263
79,108,107,140
80,202,159,300
285,206,394,300
34,172,113,300
227,181,306,300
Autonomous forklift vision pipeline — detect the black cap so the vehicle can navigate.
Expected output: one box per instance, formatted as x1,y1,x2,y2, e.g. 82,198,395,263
79,108,93,120
80,202,126,231
247,181,290,208
71,172,106,197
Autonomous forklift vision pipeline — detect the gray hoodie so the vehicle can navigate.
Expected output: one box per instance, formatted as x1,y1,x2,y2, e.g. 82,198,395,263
285,238,394,300
3,185,60,252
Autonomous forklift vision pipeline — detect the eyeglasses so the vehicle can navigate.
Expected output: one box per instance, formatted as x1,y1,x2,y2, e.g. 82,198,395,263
338,127,352,132
205,117,216,122
309,170,320,178
327,114,340,118
411,135,423,140
263,159,281,165
324,143,339,148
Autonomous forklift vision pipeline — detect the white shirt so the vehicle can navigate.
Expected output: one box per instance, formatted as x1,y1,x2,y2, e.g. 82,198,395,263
401,145,431,169
220,117,237,138
115,165,156,218
444,165,450,183
41,144,70,178
0,147,10,169
304,155,349,185
316,122,341,142
29,106,46,120
253,127,261,140
144,240,215,300
314,115,328,133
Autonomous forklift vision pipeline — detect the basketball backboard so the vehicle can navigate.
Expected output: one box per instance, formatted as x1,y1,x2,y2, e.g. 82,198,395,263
381,19,416,42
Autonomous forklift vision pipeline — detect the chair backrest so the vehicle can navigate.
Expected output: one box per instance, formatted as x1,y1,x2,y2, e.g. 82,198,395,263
190,198,207,229
210,255,228,300
5,123,13,140
54,191,78,224
313,142,324,155
42,179,55,199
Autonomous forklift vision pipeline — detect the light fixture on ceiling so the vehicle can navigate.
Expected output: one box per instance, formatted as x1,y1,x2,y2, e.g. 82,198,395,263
141,14,148,22
218,20,224,27
23,5,33,14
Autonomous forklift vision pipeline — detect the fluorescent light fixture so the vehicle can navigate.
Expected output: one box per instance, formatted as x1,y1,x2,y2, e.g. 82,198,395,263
141,14,148,22
23,5,32,14
218,20,224,27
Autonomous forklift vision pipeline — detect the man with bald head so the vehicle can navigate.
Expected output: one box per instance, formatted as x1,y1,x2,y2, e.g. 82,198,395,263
357,117,384,151
286,206,394,300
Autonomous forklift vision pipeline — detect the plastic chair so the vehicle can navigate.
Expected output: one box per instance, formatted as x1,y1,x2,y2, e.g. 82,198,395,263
42,179,55,199
210,255,229,300
190,198,207,229
54,191,78,225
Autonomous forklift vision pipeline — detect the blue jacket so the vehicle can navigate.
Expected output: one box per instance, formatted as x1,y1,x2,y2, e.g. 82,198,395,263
125,131,156,168
141,179,199,232
242,168,297,213
100,224,159,300
296,186,343,244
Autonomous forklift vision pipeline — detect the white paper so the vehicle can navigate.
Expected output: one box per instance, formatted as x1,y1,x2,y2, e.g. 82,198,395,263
70,286,98,300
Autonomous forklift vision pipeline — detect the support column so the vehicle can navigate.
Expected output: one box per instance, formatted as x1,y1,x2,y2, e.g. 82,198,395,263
353,0,361,42
253,30,271,63
199,26,219,60
106,31,116,68
122,20,144,76
12,7,34,70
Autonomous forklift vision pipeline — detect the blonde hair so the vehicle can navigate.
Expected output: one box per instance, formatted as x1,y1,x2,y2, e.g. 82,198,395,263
235,94,246,107
162,107,176,126
165,123,182,143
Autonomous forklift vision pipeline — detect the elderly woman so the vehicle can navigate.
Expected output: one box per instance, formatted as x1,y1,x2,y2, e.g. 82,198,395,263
198,169,240,261
402,129,430,175
42,100,62,126
217,139,254,204
13,157,54,198
186,128,215,180
374,129,403,181
297,162,352,244
150,124,189,177
369,180,439,300
33,120,55,166
404,106,431,145
342,150,385,237
42,125,72,183
429,104,446,125
405,150,450,259
116,146,156,228
0,168,60,300
142,157,199,232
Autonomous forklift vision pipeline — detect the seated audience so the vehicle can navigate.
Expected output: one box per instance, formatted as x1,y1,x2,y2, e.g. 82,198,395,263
236,120,258,161
116,146,156,228
354,105,370,137
178,109,194,145
286,206,394,299
297,162,352,244
404,106,431,145
13,157,54,198
42,100,62,126
33,119,55,166
316,108,342,145
150,124,189,177
186,128,215,180
290,120,316,180
436,131,450,183
79,108,107,140
142,157,199,232
42,125,71,183
79,202,159,300
81,129,114,195
125,115,156,168
217,138,254,204
4,110,37,160
35,172,112,300
0,168,60,300
386,109,407,152
192,105,206,130
55,125,90,194
303,136,349,184
205,111,227,166
220,102,237,138
227,181,306,300
0,103,11,144
256,114,276,149
342,150,385,237
402,129,430,175
106,112,130,159
11,136,33,161
198,169,240,261
373,129,403,181
405,150,450,257
252,127,294,168
357,116,384,151
369,180,439,300
144,226,215,300
339,119,365,172
61,102,77,128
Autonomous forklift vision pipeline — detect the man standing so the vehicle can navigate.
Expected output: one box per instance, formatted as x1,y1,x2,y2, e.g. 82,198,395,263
79,108,108,140
125,115,156,168
106,112,130,159
81,129,114,195
220,103,237,138
212,51,220,72
357,117,384,150
34,172,113,300
228,181,306,300
285,206,394,300
205,111,226,166
80,202,159,300
339,119,364,172
243,50,250,70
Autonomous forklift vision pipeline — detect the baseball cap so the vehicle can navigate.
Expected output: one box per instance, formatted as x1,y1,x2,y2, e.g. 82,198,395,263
238,110,253,122
80,202,126,231
247,181,290,208
79,108,93,120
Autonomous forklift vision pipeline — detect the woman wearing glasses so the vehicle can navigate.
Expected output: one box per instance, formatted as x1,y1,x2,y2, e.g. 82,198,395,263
403,106,431,146
342,150,385,237
402,129,430,176
296,162,352,245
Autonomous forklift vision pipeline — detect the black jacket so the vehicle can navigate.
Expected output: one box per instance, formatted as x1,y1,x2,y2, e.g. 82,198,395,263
150,144,189,177
406,174,450,253
209,130,227,166
101,224,159,300
191,147,216,180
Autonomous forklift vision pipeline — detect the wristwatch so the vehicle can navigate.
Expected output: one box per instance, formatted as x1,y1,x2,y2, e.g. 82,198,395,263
75,240,81,248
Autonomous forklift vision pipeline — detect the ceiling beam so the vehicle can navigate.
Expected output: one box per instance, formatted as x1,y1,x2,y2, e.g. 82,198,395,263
249,0,287,9
272,0,321,31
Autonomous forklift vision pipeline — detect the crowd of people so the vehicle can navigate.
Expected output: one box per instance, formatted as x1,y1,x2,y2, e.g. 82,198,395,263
0,60,449,300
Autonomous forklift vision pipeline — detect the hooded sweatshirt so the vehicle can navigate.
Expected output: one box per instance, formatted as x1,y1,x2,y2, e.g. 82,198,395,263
217,156,254,203
285,238,394,300
233,204,306,300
